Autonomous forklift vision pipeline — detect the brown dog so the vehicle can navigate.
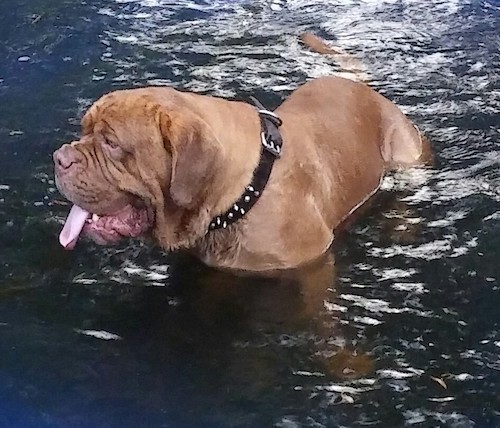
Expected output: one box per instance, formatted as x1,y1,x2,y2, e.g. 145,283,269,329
54,75,427,271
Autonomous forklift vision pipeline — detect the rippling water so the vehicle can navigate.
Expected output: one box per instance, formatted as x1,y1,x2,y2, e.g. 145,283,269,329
0,1,499,427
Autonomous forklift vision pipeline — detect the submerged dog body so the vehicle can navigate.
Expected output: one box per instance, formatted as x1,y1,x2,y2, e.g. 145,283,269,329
54,76,426,271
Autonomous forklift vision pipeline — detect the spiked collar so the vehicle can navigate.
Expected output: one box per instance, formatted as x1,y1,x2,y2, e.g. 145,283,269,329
208,97,283,231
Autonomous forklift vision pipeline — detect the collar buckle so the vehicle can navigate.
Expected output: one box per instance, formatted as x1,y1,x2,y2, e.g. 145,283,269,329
257,108,283,158
261,132,282,157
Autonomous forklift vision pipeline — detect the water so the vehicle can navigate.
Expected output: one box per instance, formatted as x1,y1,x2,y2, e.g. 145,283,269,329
1,0,499,426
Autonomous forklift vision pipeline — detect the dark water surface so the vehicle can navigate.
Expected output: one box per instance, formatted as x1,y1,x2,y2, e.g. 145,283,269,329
1,0,499,427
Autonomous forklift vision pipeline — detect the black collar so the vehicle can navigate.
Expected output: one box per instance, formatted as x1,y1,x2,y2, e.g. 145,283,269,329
208,97,283,231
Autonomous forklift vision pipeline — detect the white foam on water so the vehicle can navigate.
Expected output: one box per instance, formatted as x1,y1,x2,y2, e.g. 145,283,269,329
431,411,476,426
450,373,477,381
293,370,325,377
484,211,500,222
373,268,419,281
275,416,304,428
123,265,168,281
339,294,403,314
97,0,480,104
404,410,427,425
103,260,171,285
428,396,456,403
405,409,476,426
352,315,383,326
381,168,433,193
377,368,424,379
324,301,348,313
402,172,500,205
72,277,98,285
427,209,470,228
391,282,427,294
74,329,122,340
316,384,373,395
368,236,478,260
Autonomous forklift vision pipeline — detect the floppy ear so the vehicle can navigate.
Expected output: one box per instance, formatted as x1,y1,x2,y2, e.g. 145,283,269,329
159,110,223,209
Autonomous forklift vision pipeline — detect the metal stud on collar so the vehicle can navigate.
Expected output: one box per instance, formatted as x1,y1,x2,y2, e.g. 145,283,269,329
207,97,283,232
261,132,282,157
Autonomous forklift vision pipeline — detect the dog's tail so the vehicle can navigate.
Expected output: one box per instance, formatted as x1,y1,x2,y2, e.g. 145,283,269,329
300,32,369,82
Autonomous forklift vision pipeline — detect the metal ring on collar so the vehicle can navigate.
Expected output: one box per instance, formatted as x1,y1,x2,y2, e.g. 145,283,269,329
257,109,283,125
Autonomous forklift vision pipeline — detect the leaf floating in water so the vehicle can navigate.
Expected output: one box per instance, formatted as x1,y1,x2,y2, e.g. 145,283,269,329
74,329,122,341
430,376,447,389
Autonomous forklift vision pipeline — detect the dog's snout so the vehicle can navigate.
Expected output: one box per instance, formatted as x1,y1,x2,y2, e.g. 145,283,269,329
53,144,84,170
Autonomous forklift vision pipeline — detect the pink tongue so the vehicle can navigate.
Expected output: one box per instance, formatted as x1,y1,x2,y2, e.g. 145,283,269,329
59,205,90,249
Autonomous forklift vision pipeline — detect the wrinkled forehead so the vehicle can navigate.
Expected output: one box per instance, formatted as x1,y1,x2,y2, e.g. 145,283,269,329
82,87,186,146
82,90,159,135
82,99,154,149
82,94,154,152
84,86,185,124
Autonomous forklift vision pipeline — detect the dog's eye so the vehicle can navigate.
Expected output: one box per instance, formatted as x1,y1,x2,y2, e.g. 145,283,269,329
102,138,125,159
103,138,118,149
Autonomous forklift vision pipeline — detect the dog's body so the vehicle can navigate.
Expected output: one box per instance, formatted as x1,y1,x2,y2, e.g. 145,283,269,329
193,76,426,270
54,76,428,271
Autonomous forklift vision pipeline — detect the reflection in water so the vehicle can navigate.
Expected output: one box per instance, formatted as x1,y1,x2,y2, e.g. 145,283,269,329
0,0,499,427
0,247,377,427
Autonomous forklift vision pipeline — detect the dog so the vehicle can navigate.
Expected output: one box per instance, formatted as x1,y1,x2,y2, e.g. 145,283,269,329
53,36,429,271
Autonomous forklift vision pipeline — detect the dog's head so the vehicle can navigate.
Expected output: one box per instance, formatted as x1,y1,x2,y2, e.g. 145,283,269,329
54,88,224,250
